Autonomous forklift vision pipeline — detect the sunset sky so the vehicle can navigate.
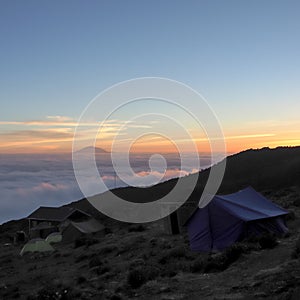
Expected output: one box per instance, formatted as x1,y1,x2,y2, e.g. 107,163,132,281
1,0,299,154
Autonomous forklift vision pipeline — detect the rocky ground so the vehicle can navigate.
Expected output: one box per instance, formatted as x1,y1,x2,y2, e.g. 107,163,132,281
0,187,300,300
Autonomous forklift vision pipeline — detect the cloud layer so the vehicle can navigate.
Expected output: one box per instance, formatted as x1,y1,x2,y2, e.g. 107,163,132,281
0,153,213,224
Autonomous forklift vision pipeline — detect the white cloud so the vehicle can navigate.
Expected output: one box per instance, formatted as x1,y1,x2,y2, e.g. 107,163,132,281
0,153,213,224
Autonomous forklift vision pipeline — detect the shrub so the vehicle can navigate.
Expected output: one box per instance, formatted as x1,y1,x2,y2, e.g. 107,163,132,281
85,237,99,246
192,244,245,273
105,227,112,234
127,268,147,289
168,246,186,258
158,255,167,265
75,254,89,263
2,286,19,299
77,276,87,284
53,252,61,258
149,238,157,246
291,251,298,259
244,234,260,244
74,237,99,249
0,257,12,264
28,265,37,272
291,238,300,259
158,246,186,264
61,251,72,257
89,256,102,268
110,295,123,300
190,257,205,273
293,199,300,207
161,264,177,277
129,258,145,269
144,266,160,281
286,210,296,220
258,233,278,249
34,284,75,300
295,238,300,252
203,254,228,272
127,265,159,288
98,244,118,255
224,244,243,264
128,225,146,232
161,260,191,277
74,237,86,248
95,265,110,275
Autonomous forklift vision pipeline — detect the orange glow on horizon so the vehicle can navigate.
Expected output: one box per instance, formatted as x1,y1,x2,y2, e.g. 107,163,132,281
0,117,299,154
0,116,300,154
0,135,299,155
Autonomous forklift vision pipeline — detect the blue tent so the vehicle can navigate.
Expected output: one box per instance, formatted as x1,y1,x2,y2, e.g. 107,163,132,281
186,187,289,252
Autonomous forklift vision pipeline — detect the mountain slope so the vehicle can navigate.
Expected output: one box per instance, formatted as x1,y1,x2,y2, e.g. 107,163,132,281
65,146,300,227
82,146,300,205
0,146,300,300
1,146,299,231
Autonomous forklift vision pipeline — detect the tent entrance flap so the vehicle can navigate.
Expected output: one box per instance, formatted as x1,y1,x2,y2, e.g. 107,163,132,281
187,206,213,252
246,217,288,236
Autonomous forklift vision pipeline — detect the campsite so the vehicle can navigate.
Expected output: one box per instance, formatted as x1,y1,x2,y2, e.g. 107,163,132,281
0,146,300,299
1,1,300,298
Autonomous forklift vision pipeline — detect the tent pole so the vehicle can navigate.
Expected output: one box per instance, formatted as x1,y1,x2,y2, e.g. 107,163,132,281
207,205,214,251
28,219,31,238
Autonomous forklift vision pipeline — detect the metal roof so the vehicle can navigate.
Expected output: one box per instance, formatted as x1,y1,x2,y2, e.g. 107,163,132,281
68,218,105,234
27,206,90,222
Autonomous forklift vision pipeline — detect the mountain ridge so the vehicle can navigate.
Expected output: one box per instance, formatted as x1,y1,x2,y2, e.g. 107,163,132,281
1,145,299,228
75,146,109,154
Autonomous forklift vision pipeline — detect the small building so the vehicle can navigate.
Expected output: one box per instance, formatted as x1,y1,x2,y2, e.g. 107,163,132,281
62,218,105,243
27,206,91,239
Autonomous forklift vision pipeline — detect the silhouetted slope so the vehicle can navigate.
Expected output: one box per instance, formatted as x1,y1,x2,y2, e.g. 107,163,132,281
68,146,300,225
217,146,300,193
1,146,299,232
1,147,300,300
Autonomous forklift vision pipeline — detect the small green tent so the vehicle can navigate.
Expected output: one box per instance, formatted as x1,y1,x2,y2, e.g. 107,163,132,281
20,238,54,256
45,232,62,244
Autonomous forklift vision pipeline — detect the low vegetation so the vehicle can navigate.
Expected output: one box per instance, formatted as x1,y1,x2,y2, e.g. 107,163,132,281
74,237,99,249
0,211,298,299
0,147,299,299
258,232,278,249
291,237,300,259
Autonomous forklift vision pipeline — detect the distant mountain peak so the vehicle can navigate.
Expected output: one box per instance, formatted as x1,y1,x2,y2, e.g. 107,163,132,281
77,146,109,154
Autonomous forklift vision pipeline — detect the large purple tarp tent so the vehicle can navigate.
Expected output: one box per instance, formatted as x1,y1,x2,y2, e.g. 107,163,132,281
186,187,289,252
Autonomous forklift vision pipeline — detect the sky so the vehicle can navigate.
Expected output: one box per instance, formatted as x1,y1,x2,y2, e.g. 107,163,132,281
0,0,300,154
0,0,300,224
0,0,300,153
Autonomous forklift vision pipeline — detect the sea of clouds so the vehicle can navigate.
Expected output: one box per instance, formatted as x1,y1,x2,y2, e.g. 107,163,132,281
0,152,215,224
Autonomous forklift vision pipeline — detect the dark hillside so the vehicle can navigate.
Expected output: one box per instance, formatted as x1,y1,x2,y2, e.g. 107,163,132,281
1,146,299,235
217,146,300,193
79,146,300,217
1,146,300,300
60,146,300,230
